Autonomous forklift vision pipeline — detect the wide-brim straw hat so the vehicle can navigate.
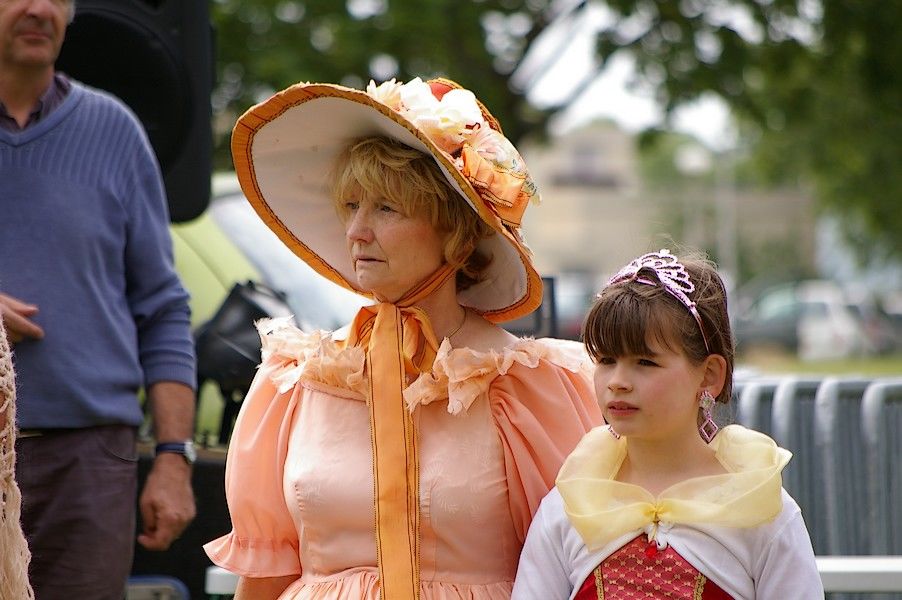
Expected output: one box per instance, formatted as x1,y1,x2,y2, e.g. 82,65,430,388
231,77,543,323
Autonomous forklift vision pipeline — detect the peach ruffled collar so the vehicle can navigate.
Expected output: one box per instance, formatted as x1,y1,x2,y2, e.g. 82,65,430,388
256,317,591,414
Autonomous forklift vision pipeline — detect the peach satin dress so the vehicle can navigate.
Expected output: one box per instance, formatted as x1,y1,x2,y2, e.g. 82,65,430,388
205,320,602,599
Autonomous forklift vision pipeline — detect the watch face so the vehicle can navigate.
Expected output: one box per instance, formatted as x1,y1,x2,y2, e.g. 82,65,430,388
184,441,197,464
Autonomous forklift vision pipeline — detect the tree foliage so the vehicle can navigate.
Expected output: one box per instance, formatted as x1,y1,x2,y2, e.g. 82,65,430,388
210,0,902,260
210,0,561,168
594,0,902,260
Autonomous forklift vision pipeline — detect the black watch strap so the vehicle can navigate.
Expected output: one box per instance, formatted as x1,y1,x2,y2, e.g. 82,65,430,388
154,441,196,465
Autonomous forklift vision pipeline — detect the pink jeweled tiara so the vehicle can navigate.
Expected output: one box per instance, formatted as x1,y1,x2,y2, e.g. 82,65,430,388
607,249,711,353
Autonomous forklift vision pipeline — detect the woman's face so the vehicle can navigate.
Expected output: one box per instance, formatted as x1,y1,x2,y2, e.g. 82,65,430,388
343,190,446,302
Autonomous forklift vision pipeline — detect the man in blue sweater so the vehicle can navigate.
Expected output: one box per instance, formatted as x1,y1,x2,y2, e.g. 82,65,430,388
0,1,197,598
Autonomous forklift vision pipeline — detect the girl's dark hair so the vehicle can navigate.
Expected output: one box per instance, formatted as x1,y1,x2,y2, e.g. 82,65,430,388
582,252,735,403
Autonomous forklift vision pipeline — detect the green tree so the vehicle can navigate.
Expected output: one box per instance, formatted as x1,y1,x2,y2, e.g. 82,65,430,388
210,0,562,168
211,0,902,260
594,0,902,260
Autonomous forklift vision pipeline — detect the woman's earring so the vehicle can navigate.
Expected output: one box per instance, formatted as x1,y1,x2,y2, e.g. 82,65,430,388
699,390,718,443
607,423,621,440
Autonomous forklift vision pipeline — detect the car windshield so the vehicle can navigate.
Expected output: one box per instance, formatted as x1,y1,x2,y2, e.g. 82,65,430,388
750,286,798,320
209,193,368,331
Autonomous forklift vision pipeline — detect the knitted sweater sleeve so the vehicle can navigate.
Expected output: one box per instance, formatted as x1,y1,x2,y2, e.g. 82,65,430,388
118,108,196,389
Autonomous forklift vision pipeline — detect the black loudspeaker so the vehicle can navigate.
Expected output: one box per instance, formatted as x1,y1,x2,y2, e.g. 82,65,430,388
56,0,213,222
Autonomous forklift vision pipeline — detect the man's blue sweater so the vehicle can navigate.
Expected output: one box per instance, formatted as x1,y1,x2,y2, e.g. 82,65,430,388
0,81,195,429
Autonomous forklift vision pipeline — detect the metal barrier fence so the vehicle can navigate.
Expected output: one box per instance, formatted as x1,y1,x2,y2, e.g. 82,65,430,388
734,375,902,599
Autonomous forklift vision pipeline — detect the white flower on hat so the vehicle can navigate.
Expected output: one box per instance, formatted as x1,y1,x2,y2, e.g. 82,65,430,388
396,78,486,155
366,78,404,110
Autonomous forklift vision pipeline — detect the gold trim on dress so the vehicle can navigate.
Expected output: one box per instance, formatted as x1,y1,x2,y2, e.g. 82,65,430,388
593,565,604,600
694,573,707,599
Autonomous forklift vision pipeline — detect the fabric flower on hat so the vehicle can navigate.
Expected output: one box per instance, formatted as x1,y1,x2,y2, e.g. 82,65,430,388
366,78,404,111
467,126,515,169
396,78,486,155
459,124,541,221
364,76,539,224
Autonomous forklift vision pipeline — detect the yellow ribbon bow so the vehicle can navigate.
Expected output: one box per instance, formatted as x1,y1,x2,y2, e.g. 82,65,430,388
557,425,791,552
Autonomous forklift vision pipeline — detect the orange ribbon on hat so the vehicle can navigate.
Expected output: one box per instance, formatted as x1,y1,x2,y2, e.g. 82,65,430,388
459,145,532,228
343,263,457,600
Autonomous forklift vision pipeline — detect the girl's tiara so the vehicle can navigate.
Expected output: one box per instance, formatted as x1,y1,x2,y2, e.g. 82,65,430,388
607,249,711,353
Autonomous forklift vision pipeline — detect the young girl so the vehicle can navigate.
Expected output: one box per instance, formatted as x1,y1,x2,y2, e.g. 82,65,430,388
512,249,823,599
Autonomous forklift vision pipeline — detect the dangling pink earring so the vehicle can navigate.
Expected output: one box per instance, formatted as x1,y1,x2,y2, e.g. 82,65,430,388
607,423,621,440
698,390,718,443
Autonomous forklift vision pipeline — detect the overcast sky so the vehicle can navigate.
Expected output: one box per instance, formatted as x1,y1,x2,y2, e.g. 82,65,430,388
519,2,736,150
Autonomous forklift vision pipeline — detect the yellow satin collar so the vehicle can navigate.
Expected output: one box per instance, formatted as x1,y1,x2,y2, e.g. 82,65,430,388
342,263,456,600
556,425,791,551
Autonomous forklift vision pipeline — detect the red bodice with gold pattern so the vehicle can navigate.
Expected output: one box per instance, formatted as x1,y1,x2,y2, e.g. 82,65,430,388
574,535,733,600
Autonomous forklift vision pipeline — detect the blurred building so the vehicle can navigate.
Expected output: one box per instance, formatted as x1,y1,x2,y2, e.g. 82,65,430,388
521,120,819,289
521,122,647,279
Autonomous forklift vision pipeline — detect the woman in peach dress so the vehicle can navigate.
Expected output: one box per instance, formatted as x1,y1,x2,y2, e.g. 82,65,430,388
204,77,603,600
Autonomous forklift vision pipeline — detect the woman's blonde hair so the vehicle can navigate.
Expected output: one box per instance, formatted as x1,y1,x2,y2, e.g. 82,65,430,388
330,136,494,290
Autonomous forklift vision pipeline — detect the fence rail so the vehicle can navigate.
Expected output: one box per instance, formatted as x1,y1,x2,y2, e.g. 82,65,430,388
816,557,902,592
734,375,902,599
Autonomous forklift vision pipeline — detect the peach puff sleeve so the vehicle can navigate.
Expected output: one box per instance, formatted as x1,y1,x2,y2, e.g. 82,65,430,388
203,352,303,577
489,340,602,543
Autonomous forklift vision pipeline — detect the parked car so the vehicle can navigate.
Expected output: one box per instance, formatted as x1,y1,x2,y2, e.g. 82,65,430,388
173,173,367,331
733,280,869,361
843,290,902,355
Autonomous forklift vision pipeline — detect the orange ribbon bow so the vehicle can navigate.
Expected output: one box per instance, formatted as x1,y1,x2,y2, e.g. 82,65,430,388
343,264,457,600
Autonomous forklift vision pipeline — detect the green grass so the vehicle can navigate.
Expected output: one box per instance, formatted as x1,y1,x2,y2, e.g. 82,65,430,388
738,352,902,378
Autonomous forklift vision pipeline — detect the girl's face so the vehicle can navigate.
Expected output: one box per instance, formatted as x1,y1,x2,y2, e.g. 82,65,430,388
593,336,708,444
343,191,446,302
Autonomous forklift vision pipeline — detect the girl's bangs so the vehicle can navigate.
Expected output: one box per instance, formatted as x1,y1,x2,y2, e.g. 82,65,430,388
584,289,678,360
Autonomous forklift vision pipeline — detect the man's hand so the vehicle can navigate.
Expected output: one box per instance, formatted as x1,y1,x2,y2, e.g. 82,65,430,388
137,452,196,550
139,381,197,550
0,292,45,343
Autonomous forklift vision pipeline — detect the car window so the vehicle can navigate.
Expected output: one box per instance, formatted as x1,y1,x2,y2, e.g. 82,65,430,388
754,287,798,320
209,193,368,331
801,301,829,319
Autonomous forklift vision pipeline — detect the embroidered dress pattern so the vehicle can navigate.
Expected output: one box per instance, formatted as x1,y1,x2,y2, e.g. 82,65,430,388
574,536,731,600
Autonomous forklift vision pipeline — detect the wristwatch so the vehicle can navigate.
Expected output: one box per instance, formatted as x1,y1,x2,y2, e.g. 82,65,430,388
154,440,197,465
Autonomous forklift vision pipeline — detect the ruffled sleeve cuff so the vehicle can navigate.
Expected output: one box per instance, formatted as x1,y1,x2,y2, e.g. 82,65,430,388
202,343,305,577
204,533,301,578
